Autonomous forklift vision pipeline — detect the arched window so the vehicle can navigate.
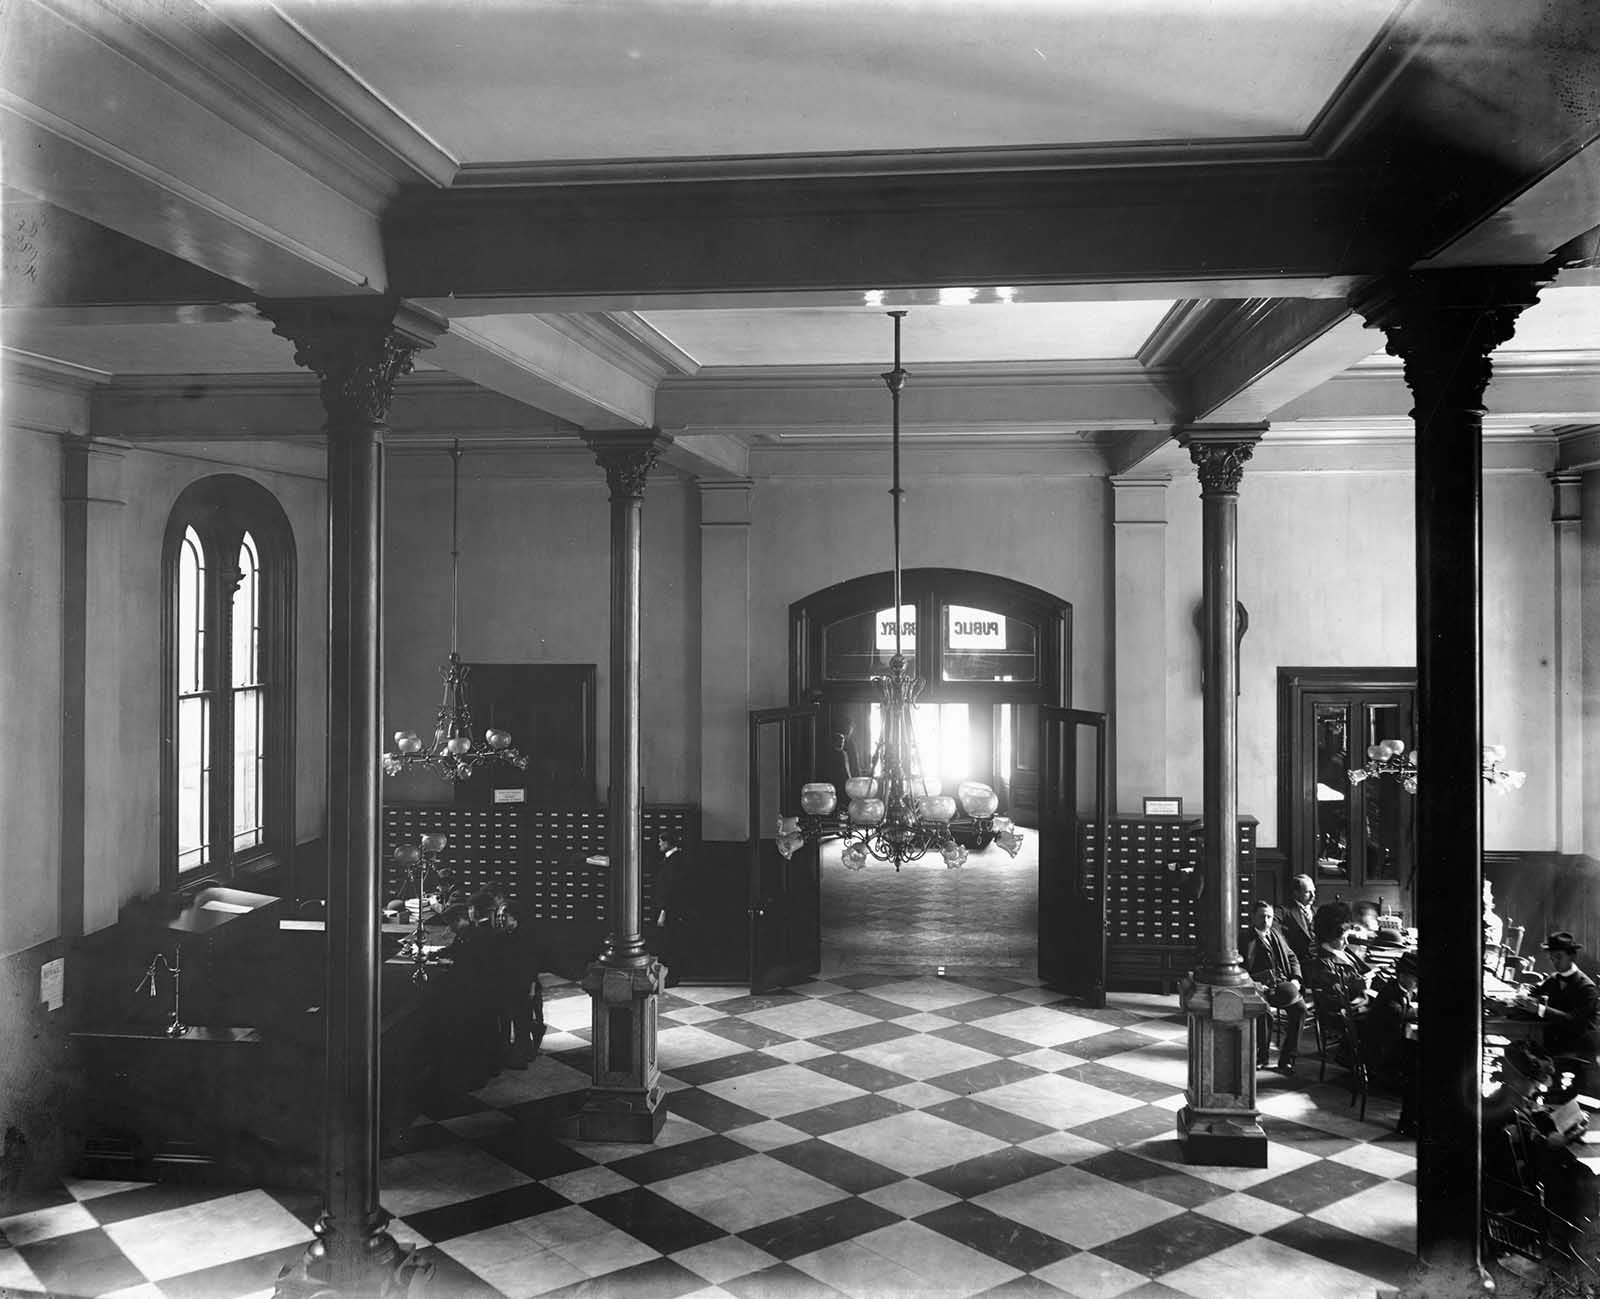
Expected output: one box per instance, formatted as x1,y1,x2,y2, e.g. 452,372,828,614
162,479,295,888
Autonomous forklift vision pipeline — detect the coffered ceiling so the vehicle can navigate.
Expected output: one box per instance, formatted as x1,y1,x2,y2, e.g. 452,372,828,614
2,0,1597,473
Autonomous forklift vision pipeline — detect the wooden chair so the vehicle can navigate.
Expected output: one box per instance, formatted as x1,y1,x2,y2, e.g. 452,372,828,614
1484,1113,1597,1275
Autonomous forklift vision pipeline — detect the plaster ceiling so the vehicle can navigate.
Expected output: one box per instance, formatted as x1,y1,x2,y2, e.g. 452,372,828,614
1495,286,1600,354
638,300,1178,367
280,0,1401,164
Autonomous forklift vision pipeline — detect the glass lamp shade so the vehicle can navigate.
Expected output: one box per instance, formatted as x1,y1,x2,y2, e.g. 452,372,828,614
445,736,472,756
993,828,1024,858
484,728,512,749
420,833,448,854
800,783,838,816
940,840,969,868
849,797,886,826
394,732,423,755
776,832,806,860
919,794,957,822
841,843,870,871
777,816,800,836
844,776,877,801
957,781,999,817
393,844,422,866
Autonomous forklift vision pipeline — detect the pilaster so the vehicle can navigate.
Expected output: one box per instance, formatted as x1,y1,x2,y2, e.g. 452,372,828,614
1552,472,1584,854
61,442,125,936
699,480,754,843
1110,476,1169,814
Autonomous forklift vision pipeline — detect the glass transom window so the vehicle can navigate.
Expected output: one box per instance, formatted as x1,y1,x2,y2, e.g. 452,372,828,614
941,604,1037,682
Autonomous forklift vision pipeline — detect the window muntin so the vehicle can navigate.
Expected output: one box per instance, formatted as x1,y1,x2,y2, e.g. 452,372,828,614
231,533,264,853
176,527,210,872
941,604,1038,682
823,604,914,681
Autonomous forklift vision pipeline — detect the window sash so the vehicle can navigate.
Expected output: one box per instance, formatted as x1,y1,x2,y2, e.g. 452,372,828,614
177,692,211,872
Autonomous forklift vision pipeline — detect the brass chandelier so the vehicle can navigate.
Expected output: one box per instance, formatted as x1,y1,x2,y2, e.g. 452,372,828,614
383,441,530,781
777,312,1023,870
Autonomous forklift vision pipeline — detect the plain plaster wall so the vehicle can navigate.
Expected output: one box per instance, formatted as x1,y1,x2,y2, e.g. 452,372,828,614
1162,467,1558,850
382,453,701,807
745,468,1113,714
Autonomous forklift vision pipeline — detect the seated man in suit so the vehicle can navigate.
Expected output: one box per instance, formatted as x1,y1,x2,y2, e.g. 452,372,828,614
1365,948,1419,1136
1514,931,1600,1068
1278,873,1317,970
1241,898,1305,1073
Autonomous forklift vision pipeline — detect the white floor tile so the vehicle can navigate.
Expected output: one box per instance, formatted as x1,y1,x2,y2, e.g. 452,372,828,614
669,1235,779,1284
701,1063,867,1118
0,1199,97,1246
853,1219,1022,1295
821,1110,1008,1177
102,1189,313,1282
1033,1251,1149,1299
651,1154,846,1233
1160,1234,1390,1299
974,1165,1182,1248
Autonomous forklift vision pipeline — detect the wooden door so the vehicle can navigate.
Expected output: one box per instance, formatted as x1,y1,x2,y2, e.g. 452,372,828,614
1037,707,1109,1005
451,663,596,808
748,704,821,993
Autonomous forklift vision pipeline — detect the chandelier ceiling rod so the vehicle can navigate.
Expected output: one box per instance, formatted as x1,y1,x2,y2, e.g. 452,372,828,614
886,310,906,661
449,438,462,656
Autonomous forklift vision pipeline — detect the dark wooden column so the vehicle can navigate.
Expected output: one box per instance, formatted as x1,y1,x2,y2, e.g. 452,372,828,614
1352,268,1550,1283
1175,423,1268,1168
263,297,438,1299
570,428,673,1143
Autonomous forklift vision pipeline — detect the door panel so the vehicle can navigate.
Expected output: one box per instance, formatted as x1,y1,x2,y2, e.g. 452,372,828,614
1037,707,1109,1005
749,705,821,993
450,663,596,808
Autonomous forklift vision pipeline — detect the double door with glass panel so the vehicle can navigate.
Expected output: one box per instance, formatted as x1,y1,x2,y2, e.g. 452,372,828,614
1280,669,1416,915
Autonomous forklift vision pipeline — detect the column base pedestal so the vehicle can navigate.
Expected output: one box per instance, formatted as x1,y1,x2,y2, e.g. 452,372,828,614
562,955,667,1145
274,1230,431,1298
1176,1106,1269,1168
1178,975,1268,1167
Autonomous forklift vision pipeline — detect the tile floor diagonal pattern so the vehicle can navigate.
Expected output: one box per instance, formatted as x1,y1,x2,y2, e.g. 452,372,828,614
0,973,1424,1299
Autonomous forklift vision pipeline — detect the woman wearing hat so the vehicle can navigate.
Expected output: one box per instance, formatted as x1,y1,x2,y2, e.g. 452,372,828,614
1365,948,1419,1136
1513,932,1600,1067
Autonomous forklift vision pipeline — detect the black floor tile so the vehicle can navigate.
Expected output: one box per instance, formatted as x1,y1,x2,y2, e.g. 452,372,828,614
1115,1282,1203,1298
264,1186,323,1230
782,1093,910,1137
808,1021,916,1053
948,975,1032,995
822,973,903,991
159,1240,308,1299
922,1096,1056,1145
1061,1062,1183,1104
799,1053,916,1093
667,1051,789,1087
722,1260,852,1297
400,1180,569,1243
701,1019,798,1050
1092,1211,1252,1277
661,1087,767,1133
18,1227,145,1296
932,1022,1039,1058
82,1181,233,1226
915,1200,1077,1272
418,1090,495,1120
971,1275,1075,1297
608,1134,753,1185
926,1057,1044,1095
937,995,1038,1024
0,1182,75,1218
1069,1105,1184,1147
701,993,806,1016
1249,1159,1387,1214
1074,1151,1230,1209
539,1255,708,1299
766,1138,904,1194
918,1146,1063,1199
737,1196,901,1260
1264,1216,1417,1287
585,1186,729,1254
469,1123,596,1180
1064,1028,1162,1060
382,1120,464,1157
819,991,920,1020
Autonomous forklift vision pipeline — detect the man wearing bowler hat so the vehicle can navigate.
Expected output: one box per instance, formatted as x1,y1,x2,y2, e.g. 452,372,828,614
1515,931,1600,1063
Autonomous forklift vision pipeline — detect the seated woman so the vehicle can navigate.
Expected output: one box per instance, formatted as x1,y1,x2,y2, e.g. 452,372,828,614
1484,1040,1598,1259
1306,901,1370,1011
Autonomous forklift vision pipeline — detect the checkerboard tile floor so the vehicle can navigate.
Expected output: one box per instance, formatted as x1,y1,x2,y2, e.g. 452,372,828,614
0,974,1418,1298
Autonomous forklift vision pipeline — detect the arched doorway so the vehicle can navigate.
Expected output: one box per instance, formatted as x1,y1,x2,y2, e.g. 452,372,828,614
790,569,1072,976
